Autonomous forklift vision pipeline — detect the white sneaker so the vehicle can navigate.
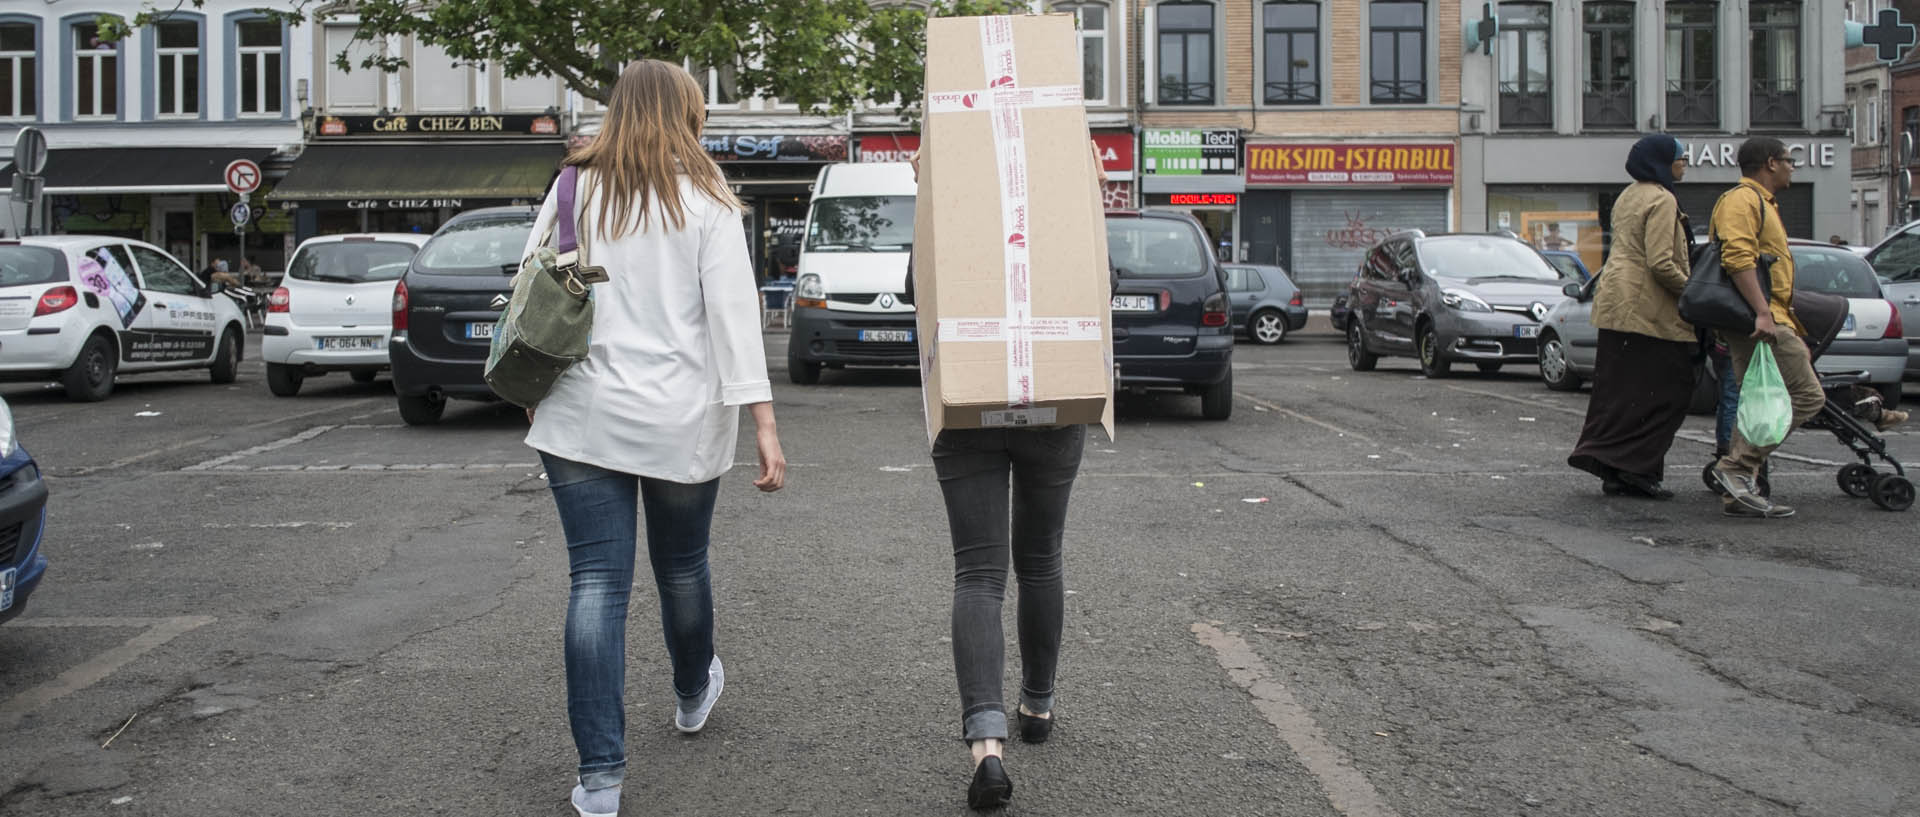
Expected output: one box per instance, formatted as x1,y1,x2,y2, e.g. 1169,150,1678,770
674,656,725,734
571,783,620,817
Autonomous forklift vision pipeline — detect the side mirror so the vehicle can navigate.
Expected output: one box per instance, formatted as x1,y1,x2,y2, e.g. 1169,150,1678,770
1562,282,1583,299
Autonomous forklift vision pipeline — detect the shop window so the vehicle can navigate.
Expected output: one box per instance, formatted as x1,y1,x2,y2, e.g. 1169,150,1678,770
1498,2,1550,128
1156,2,1215,105
71,21,118,119
1262,2,1319,105
500,73,557,112
1369,1,1426,104
1054,3,1109,106
324,24,381,111
0,21,36,120
1750,1,1801,129
154,20,199,118
235,19,283,116
412,41,469,113
1664,1,1717,129
1582,2,1633,129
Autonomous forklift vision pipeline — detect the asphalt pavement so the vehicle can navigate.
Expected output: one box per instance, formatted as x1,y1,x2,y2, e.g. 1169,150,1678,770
1,322,1916,816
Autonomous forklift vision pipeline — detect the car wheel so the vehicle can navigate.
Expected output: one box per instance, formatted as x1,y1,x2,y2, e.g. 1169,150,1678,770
1201,368,1233,420
1346,321,1378,372
351,369,379,384
266,363,304,397
789,357,822,385
398,392,446,426
1538,332,1582,392
1417,323,1452,378
1248,310,1287,345
62,333,117,402
1878,382,1903,409
209,329,241,384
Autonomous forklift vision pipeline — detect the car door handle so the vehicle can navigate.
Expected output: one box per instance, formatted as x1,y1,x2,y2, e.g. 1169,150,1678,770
152,302,167,308
1905,297,1920,305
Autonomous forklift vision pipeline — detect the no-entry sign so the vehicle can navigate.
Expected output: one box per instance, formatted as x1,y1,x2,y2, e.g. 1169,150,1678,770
224,159,262,195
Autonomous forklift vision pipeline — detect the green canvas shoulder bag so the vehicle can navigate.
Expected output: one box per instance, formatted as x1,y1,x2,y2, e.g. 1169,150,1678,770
485,164,608,408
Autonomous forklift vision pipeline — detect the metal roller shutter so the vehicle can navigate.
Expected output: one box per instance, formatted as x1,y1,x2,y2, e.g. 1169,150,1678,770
1289,190,1450,305
1673,183,1813,239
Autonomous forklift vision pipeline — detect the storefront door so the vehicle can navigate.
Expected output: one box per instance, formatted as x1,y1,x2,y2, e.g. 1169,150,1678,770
1242,191,1288,267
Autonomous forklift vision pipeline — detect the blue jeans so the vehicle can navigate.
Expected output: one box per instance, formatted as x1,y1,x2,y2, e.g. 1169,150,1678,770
540,452,721,791
1715,354,1740,452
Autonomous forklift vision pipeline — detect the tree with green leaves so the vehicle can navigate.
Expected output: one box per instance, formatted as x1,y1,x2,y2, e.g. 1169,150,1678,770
104,0,1025,118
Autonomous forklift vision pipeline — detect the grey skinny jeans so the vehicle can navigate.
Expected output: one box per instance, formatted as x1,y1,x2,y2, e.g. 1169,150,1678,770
932,424,1085,742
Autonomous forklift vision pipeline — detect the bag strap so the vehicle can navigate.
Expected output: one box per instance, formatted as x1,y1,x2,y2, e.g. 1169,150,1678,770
555,165,581,254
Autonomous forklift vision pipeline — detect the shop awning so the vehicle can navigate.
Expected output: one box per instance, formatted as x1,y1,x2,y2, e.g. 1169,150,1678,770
268,143,567,209
0,148,274,195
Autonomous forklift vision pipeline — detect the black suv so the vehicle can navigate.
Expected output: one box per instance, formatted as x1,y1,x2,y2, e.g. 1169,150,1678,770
1105,211,1235,420
388,207,538,425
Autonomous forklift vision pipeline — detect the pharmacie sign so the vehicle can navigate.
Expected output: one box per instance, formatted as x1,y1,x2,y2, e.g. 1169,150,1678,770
1142,129,1240,175
1246,143,1456,186
1684,140,1839,169
317,114,562,138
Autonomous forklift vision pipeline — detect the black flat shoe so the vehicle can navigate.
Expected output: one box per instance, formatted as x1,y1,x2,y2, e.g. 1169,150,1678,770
1602,480,1630,496
968,756,1013,810
1615,472,1675,500
1017,710,1053,744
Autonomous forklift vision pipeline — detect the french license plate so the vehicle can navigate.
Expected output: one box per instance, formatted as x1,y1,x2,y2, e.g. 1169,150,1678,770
1113,294,1155,312
466,322,496,339
860,329,913,343
1,567,15,613
317,336,383,351
1514,325,1540,338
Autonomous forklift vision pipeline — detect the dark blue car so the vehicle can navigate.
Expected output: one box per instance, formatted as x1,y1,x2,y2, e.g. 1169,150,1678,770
0,399,48,625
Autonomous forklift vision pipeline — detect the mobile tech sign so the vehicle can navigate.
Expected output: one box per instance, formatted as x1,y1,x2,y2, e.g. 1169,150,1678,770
1246,143,1456,186
1141,128,1244,194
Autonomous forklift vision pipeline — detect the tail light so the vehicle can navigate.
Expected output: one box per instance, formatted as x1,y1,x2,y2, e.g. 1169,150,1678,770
1887,302,1905,339
1288,291,1304,307
266,287,291,314
33,286,78,316
391,280,409,331
1202,292,1229,327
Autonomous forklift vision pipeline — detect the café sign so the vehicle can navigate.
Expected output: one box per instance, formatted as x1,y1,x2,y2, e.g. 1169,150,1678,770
317,114,562,138
1246,143,1456,186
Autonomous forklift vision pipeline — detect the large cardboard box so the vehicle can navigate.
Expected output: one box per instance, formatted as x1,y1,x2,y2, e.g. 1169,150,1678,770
913,13,1115,443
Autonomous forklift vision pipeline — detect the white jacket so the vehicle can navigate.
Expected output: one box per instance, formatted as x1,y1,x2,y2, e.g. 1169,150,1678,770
522,169,772,483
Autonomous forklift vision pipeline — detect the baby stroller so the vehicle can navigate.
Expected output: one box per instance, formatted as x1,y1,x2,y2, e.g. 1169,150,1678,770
1700,289,1913,512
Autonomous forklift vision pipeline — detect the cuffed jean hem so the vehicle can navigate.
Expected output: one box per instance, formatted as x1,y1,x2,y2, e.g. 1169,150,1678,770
1021,689,1054,716
579,765,625,792
963,709,1009,742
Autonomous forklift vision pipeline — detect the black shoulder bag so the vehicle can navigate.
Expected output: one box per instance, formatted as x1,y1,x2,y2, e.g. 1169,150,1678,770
1678,188,1775,333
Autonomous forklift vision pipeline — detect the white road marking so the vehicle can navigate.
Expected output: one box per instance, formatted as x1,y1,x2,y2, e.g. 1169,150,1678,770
1442,385,1584,417
0,616,216,730
1193,621,1400,817
66,435,219,476
1235,392,1377,445
181,426,338,471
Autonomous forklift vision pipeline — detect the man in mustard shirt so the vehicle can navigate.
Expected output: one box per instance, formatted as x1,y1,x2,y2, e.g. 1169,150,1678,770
1707,137,1826,519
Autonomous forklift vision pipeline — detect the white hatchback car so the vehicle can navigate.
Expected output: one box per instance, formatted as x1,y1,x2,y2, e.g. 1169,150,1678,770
0,236,247,401
262,234,428,396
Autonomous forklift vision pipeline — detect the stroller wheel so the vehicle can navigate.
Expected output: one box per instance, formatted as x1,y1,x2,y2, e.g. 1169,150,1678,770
1838,464,1877,499
1869,474,1915,512
1702,462,1728,496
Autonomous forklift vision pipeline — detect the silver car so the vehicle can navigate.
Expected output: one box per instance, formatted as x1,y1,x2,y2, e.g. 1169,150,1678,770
1539,240,1906,405
1346,231,1577,377
1863,221,1920,381
1224,264,1309,344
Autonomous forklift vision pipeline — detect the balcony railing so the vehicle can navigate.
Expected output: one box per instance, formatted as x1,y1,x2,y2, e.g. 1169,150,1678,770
1158,80,1215,105
1264,80,1319,105
1665,78,1719,129
1499,82,1552,128
1583,80,1635,129
1750,78,1801,128
1371,79,1426,104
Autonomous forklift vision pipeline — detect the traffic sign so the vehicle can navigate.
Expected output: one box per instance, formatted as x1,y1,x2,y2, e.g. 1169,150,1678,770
12,127,47,176
224,159,262,195
230,201,253,227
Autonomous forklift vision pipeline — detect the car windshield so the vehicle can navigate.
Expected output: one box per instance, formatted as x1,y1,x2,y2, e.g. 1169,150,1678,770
806,196,914,252
1793,246,1883,298
414,218,535,275
288,241,419,283
1419,236,1565,282
0,246,67,287
1105,218,1209,278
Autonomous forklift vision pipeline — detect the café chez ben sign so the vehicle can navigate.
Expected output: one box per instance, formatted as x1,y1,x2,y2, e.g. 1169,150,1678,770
317,114,562,138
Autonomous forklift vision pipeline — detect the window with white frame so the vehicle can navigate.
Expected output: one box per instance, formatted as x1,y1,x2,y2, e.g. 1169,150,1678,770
1054,3,1108,106
500,73,557,112
1865,84,1881,145
72,22,117,118
154,20,199,117
325,25,381,111
236,19,282,115
412,41,468,112
0,23,34,120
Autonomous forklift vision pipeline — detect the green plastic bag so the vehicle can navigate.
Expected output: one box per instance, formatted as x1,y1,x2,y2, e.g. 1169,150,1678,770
1736,342,1792,448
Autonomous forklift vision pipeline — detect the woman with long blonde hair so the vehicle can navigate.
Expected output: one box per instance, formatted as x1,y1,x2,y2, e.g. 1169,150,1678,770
520,59,786,817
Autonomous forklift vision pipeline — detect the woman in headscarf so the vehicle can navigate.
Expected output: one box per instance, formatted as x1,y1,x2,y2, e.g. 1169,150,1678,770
1567,135,1694,499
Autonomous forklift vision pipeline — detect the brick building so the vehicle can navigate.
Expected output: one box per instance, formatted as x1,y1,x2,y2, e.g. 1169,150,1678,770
1887,1,1920,229
1847,1,1897,245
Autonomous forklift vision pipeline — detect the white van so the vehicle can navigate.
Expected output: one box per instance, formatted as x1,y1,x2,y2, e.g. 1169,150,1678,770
786,162,917,384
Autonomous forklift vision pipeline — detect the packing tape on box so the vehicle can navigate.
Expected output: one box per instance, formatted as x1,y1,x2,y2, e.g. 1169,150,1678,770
930,15,1087,407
